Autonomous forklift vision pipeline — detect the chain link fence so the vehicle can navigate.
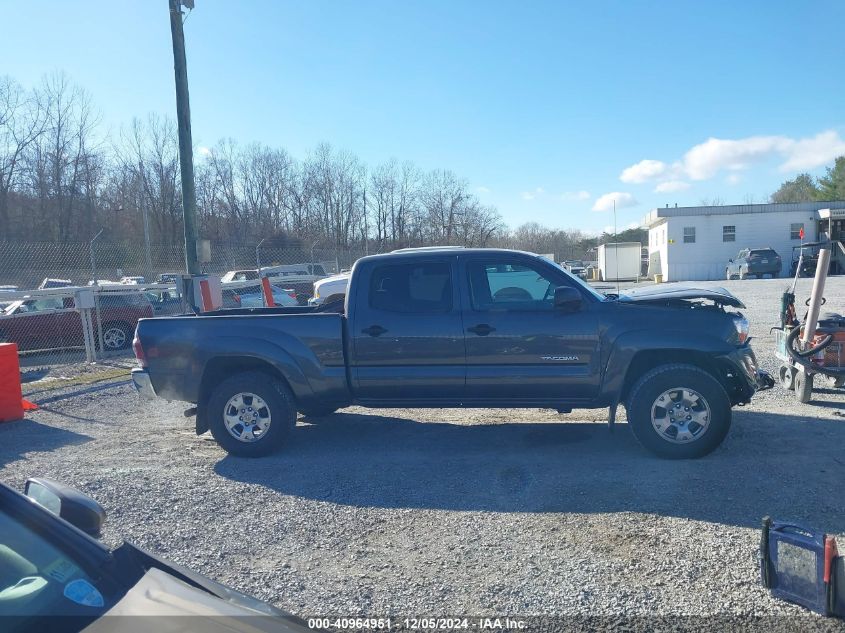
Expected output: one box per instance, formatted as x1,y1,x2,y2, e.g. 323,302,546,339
0,240,364,371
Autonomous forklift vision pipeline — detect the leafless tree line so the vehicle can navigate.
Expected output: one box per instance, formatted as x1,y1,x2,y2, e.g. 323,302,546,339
0,73,510,251
1,72,607,261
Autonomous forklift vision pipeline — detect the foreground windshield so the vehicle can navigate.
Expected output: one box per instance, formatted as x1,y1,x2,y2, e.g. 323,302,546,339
0,509,109,629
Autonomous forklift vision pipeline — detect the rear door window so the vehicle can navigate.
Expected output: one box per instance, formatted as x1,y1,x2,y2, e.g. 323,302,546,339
368,263,452,313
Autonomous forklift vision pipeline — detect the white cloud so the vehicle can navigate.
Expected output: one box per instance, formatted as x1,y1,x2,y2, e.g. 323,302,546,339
476,186,490,195
521,187,545,201
619,129,845,185
620,159,668,183
627,221,640,230
198,146,212,157
654,180,691,193
779,130,845,172
726,174,742,185
562,190,591,201
682,135,791,180
592,192,638,212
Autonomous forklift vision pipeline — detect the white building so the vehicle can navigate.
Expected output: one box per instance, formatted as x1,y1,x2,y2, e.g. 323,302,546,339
642,201,845,281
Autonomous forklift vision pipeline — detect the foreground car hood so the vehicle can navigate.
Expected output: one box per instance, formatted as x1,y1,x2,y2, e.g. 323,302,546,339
617,283,745,308
83,568,311,632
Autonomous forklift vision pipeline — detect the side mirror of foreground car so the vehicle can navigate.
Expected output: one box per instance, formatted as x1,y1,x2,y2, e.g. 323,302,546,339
554,286,582,312
25,477,106,538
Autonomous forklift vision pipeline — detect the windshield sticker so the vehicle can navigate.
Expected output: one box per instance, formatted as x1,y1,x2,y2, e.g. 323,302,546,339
45,559,79,583
63,579,105,608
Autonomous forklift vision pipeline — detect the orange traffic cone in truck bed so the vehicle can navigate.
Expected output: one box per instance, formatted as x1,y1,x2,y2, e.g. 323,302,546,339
0,343,26,422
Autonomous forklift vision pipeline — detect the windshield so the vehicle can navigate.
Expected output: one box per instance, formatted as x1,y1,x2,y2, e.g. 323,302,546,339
0,508,110,629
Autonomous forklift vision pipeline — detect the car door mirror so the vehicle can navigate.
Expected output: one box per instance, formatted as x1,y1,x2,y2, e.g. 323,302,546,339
25,478,106,538
553,286,582,312
729,259,733,263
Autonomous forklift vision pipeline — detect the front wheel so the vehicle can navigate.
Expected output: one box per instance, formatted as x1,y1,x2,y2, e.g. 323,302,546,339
207,371,296,457
626,364,731,459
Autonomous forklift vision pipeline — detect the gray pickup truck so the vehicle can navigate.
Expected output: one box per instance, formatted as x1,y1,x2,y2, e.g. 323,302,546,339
132,247,771,459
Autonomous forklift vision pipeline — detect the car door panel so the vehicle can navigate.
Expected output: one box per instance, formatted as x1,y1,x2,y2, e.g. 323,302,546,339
350,258,466,401
461,257,601,401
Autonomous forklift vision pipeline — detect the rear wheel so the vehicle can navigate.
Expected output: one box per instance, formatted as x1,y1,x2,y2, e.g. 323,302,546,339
626,364,731,459
207,371,296,457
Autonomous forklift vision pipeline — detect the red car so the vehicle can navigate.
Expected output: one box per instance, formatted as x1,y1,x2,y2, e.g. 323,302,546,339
0,292,153,352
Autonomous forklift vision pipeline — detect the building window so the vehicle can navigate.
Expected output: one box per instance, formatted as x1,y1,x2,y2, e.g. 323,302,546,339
683,227,696,243
790,223,804,240
723,225,736,242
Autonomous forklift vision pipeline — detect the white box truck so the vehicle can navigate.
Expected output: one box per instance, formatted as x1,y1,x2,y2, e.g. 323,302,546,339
598,242,641,281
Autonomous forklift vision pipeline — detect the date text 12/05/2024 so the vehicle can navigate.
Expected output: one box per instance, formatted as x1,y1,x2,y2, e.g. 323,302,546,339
307,617,528,630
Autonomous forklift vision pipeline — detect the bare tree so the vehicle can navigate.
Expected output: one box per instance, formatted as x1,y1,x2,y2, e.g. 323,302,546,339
0,76,45,238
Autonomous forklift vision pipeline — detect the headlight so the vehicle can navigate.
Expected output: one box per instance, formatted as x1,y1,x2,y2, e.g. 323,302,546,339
732,315,749,345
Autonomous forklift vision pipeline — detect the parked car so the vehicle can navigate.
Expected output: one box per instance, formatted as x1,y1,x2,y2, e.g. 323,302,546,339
1,292,153,352
0,477,310,632
726,248,782,279
120,276,145,284
308,272,350,306
144,289,183,316
133,247,772,460
155,273,181,284
220,269,260,283
562,260,587,279
220,284,298,309
262,263,329,301
236,285,299,308
37,278,72,289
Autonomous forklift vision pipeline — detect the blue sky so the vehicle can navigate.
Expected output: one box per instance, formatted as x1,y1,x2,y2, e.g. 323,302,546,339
2,1,844,234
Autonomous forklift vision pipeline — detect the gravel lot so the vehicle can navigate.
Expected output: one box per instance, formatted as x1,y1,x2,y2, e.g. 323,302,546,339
2,276,845,630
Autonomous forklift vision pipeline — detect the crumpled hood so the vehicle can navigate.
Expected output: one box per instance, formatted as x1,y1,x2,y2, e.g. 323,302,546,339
617,283,745,308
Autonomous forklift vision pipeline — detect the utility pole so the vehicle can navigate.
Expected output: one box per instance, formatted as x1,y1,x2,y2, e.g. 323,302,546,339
168,0,200,275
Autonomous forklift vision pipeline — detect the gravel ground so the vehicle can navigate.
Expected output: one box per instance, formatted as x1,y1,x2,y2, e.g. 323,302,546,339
2,276,845,630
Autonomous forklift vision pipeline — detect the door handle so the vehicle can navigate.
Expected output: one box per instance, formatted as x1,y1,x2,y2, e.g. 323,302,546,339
467,323,496,336
362,324,388,337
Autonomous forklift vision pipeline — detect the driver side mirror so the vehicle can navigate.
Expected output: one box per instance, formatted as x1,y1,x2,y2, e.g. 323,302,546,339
25,478,106,538
553,286,582,313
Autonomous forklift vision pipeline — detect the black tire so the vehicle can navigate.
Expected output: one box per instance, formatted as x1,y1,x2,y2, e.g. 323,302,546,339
207,371,296,457
625,364,731,459
299,405,338,418
100,322,132,351
794,370,813,404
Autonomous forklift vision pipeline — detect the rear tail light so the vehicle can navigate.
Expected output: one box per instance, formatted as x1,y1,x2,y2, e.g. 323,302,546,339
233,294,241,304
132,334,146,367
287,290,296,299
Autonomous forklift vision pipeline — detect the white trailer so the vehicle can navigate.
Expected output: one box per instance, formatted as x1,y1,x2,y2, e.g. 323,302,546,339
598,242,641,281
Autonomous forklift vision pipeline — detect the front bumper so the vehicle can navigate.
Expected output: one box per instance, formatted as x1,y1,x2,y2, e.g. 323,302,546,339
719,345,773,404
131,368,157,400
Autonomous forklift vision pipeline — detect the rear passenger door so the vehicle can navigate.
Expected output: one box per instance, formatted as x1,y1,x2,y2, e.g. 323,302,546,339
350,258,465,402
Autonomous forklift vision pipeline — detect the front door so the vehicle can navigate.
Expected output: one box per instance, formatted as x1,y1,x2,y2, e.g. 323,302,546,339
461,256,601,402
350,258,465,402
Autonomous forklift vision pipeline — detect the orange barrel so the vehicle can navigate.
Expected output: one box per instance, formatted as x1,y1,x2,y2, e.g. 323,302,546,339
0,343,24,423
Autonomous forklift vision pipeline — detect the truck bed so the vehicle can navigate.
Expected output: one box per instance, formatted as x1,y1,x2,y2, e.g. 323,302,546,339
135,310,350,408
